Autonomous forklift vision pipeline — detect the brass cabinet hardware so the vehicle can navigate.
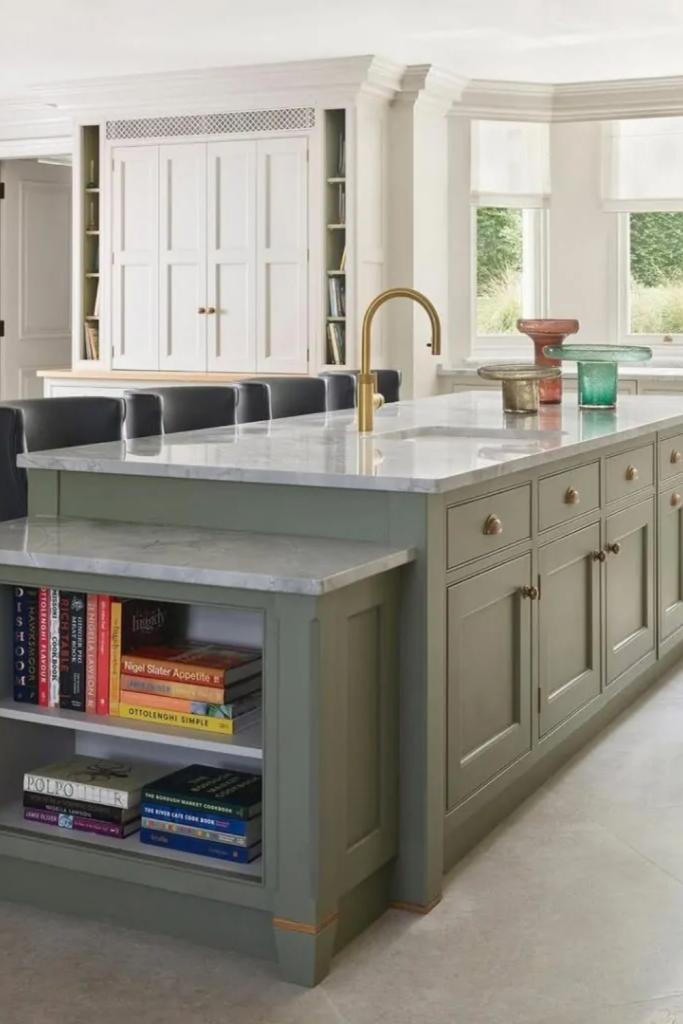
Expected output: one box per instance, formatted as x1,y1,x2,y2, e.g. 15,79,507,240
592,549,607,562
564,487,580,505
626,465,639,481
672,492,683,508
520,584,540,600
197,307,207,314
206,307,216,314
606,541,622,555
672,450,683,464
483,514,503,536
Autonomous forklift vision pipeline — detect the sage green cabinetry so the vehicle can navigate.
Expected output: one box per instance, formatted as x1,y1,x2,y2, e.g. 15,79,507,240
660,483,683,643
605,498,655,685
538,522,601,736
447,554,532,807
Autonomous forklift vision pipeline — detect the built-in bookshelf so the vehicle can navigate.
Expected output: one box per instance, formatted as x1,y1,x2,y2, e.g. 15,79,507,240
324,110,347,366
81,125,101,361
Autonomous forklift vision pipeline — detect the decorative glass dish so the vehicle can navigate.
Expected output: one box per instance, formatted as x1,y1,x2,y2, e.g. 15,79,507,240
517,318,580,405
542,344,652,409
477,363,561,414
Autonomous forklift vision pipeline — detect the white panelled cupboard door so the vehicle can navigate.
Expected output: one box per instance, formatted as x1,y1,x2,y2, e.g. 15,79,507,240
207,141,256,372
255,137,308,373
159,143,208,371
111,146,160,370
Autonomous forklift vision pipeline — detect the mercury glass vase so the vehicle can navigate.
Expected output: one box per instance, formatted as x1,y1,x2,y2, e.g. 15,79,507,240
477,363,561,414
542,345,652,409
517,319,580,404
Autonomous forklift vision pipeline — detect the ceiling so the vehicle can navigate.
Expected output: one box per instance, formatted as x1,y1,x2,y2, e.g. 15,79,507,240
2,0,683,98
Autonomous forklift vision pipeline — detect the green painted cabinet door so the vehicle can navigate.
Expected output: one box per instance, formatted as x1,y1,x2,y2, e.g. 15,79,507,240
605,497,655,685
538,522,601,737
659,487,683,643
447,553,532,809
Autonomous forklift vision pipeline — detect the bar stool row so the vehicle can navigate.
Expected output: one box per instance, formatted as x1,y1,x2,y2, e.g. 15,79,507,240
0,370,402,521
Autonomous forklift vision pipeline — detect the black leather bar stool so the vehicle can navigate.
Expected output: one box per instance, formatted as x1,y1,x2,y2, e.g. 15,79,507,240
0,406,27,522
0,396,125,520
236,377,327,423
124,385,240,438
320,369,402,407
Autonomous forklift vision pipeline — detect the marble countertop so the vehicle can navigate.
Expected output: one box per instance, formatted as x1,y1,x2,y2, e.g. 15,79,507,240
17,392,683,494
0,517,414,595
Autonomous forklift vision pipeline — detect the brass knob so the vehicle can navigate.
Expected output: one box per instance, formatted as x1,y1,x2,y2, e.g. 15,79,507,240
672,450,682,465
672,492,683,508
483,514,503,536
606,541,622,555
592,549,607,562
626,465,639,482
520,584,539,600
564,487,580,505
198,306,207,314
206,307,216,315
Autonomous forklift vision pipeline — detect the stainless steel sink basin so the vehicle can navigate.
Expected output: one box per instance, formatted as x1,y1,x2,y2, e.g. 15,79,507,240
375,425,562,442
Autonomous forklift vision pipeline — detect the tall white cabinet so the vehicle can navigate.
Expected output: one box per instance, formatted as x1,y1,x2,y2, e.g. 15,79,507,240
111,135,309,373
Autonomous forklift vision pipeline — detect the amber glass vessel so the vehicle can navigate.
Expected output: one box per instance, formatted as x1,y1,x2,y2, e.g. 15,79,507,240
517,319,580,404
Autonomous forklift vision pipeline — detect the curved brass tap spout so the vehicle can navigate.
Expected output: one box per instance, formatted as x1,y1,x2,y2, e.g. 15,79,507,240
358,288,441,433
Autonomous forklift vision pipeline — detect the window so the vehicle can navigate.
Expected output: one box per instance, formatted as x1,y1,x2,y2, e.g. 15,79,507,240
475,207,546,335
625,212,683,336
471,120,550,345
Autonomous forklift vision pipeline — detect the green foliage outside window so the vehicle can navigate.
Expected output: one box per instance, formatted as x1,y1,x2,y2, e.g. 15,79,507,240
476,207,523,334
630,212,683,334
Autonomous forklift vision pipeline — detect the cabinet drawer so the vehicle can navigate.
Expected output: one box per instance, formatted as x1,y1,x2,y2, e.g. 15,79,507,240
659,432,683,483
605,444,654,504
447,484,531,568
538,461,600,531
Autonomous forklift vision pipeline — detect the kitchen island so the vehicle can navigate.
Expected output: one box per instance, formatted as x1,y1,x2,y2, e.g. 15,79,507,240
8,390,683,982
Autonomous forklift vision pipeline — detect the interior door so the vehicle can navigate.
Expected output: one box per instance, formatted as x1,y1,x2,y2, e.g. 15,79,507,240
159,143,207,372
0,159,71,400
256,136,308,373
111,145,159,370
207,140,256,372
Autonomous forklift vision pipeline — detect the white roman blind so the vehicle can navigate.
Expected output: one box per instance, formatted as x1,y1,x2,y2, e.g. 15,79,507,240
471,120,550,208
604,117,683,211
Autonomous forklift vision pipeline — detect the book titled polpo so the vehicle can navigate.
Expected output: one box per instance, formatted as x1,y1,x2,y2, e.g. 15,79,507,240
24,756,168,809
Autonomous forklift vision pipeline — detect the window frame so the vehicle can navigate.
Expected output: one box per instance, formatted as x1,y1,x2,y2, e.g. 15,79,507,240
617,210,683,354
471,204,550,357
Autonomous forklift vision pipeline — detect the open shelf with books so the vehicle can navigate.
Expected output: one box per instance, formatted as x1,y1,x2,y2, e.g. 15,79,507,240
76,124,102,365
324,110,347,367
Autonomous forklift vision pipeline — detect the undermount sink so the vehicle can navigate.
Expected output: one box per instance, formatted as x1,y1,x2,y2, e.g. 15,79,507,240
375,425,563,442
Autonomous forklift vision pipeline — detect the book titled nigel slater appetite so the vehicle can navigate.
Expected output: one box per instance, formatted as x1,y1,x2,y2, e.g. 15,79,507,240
24,755,168,809
143,764,262,820
121,643,262,687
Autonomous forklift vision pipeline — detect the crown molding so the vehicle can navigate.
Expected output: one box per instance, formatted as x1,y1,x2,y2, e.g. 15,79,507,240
396,65,468,112
27,55,405,117
455,80,554,122
0,99,71,143
552,76,683,121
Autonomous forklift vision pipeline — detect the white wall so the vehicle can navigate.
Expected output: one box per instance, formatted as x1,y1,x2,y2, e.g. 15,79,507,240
548,121,618,345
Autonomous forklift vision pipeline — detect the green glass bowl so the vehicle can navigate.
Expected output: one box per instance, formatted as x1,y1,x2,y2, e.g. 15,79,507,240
542,344,652,409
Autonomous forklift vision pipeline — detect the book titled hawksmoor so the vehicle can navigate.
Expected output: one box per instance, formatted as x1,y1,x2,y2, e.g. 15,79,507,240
24,756,168,809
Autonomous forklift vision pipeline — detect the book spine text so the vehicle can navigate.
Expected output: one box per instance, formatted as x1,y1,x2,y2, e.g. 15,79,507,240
48,589,60,707
38,588,49,707
13,587,39,703
109,599,122,716
85,593,98,714
96,595,111,715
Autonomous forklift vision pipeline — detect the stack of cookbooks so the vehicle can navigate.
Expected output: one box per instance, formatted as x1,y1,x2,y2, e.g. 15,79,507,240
22,755,168,838
140,763,262,864
117,642,263,735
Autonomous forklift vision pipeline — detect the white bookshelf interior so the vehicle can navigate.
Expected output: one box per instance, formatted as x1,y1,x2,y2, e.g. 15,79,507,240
324,109,347,367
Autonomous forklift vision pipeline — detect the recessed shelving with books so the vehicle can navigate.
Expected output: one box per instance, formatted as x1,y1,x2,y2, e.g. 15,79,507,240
75,124,103,366
324,109,348,367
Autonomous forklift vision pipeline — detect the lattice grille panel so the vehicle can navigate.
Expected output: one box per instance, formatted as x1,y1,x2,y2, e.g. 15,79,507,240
106,107,315,140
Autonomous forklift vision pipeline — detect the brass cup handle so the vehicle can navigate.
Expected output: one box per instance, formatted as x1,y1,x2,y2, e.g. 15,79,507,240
672,450,683,465
672,492,683,508
626,465,639,481
206,307,216,315
198,306,207,314
483,514,503,536
592,549,607,563
564,487,580,505
520,584,539,601
606,541,622,556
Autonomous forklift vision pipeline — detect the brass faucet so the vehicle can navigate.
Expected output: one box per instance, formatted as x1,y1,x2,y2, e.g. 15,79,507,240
358,288,442,433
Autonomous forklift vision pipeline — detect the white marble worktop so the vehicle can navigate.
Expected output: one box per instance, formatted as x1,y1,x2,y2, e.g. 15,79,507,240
17,392,683,494
0,516,414,594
